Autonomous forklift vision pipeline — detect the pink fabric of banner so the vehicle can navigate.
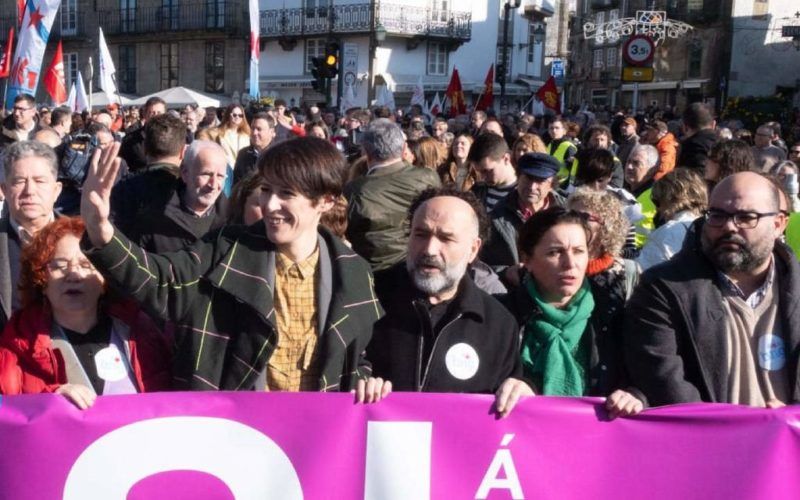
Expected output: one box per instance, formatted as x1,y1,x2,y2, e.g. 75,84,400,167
0,393,798,499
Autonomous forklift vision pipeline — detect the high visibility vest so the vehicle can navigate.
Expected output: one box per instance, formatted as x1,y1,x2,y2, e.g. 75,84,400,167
634,187,656,248
785,213,800,260
547,140,577,184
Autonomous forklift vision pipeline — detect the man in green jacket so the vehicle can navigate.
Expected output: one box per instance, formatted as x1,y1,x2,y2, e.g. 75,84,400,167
345,118,440,271
81,137,383,392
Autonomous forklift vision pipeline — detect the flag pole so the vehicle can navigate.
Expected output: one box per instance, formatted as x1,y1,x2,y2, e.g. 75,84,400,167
474,89,485,112
1,78,8,115
522,93,535,113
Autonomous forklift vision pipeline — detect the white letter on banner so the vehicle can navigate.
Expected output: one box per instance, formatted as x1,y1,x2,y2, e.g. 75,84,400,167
364,421,432,500
475,434,524,499
63,417,303,500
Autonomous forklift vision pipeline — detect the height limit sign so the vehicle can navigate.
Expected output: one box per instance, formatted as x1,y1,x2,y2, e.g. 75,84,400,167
622,35,655,82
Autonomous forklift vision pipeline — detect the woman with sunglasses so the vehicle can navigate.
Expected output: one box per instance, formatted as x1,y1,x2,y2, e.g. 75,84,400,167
217,104,251,167
0,217,171,409
503,207,643,418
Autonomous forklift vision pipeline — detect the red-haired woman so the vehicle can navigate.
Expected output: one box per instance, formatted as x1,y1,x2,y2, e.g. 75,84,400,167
0,217,172,409
217,104,251,166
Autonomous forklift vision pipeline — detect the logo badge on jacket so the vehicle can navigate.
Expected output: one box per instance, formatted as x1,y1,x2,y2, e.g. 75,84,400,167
94,345,128,382
445,343,479,380
758,334,785,371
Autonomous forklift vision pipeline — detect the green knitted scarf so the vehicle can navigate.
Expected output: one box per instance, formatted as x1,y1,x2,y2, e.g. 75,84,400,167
521,275,595,396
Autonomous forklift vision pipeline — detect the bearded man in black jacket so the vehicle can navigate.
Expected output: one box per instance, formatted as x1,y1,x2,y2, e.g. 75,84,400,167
359,188,532,417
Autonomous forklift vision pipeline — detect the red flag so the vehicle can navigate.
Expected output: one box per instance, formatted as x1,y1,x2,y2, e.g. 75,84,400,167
445,68,466,117
536,76,561,114
43,40,67,105
0,27,13,78
476,64,494,111
17,0,26,27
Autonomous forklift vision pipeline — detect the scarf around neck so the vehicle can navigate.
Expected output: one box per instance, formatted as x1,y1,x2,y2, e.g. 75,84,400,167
521,274,595,396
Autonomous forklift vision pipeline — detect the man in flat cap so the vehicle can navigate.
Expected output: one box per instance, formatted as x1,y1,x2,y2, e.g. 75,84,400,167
481,152,565,270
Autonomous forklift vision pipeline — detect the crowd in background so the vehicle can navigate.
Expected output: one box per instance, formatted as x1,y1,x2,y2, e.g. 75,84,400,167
0,91,799,419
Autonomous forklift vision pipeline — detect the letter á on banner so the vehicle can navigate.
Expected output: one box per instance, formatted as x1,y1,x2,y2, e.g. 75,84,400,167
475,434,524,500
63,417,303,500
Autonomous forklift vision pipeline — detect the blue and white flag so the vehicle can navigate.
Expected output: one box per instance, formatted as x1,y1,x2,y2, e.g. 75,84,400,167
5,0,62,108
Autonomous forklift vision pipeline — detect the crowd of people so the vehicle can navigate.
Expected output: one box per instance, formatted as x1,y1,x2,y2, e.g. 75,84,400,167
0,91,798,420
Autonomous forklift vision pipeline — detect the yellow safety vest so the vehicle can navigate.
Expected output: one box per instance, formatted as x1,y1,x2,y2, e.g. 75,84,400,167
635,188,656,248
547,140,577,185
785,213,800,260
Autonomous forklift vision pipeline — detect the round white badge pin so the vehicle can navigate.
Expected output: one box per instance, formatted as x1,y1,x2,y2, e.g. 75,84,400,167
94,345,128,382
758,334,786,371
445,343,480,380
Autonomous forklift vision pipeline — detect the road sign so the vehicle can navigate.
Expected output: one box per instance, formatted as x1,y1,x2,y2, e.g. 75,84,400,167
551,59,564,78
622,66,654,82
623,35,655,66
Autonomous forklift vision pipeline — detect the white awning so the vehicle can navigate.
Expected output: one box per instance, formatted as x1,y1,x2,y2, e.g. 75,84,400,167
620,79,710,91
517,77,547,90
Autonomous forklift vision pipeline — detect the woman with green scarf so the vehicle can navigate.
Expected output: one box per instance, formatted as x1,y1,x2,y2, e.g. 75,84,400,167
503,207,643,418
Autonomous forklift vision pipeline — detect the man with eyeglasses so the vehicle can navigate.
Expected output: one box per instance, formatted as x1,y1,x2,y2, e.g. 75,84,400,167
0,95,42,152
789,144,800,164
624,171,800,409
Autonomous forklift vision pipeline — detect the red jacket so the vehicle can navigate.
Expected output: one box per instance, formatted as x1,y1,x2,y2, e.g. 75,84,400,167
0,301,172,395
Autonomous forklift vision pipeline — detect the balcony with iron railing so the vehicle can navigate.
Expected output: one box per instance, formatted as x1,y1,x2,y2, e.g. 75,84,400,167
98,1,246,37
0,14,87,41
260,2,471,43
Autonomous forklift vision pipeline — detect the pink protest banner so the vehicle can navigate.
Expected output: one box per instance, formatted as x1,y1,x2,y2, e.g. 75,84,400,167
0,392,798,499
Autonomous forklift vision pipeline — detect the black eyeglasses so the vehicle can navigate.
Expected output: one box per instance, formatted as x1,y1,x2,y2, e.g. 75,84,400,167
704,209,779,229
231,113,244,118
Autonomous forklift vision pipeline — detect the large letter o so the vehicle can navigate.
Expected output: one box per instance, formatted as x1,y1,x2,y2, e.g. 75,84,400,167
63,417,303,500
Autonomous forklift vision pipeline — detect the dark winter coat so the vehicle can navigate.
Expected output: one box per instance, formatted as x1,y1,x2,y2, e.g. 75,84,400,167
624,237,800,407
368,262,522,393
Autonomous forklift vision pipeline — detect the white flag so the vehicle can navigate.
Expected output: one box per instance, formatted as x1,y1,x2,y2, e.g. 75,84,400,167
98,28,117,99
410,75,425,107
339,83,357,113
374,84,395,112
71,70,89,112
430,92,442,116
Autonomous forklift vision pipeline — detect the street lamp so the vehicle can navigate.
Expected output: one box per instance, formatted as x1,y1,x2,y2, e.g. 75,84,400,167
375,22,387,45
499,0,522,106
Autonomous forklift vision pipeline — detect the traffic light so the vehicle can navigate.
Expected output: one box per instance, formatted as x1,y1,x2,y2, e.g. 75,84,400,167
324,41,340,79
311,56,325,91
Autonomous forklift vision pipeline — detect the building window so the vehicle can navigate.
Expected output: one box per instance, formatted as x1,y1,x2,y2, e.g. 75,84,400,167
64,52,78,88
118,45,136,94
61,0,77,35
432,0,449,23
687,0,704,11
205,41,225,93
206,0,226,28
595,11,605,27
160,43,178,89
428,42,448,76
162,0,179,30
120,0,136,33
528,22,544,78
495,45,511,80
606,47,617,68
688,43,702,78
593,49,604,69
305,38,325,74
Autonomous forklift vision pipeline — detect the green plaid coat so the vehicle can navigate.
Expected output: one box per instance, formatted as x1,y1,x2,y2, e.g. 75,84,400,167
84,222,383,391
